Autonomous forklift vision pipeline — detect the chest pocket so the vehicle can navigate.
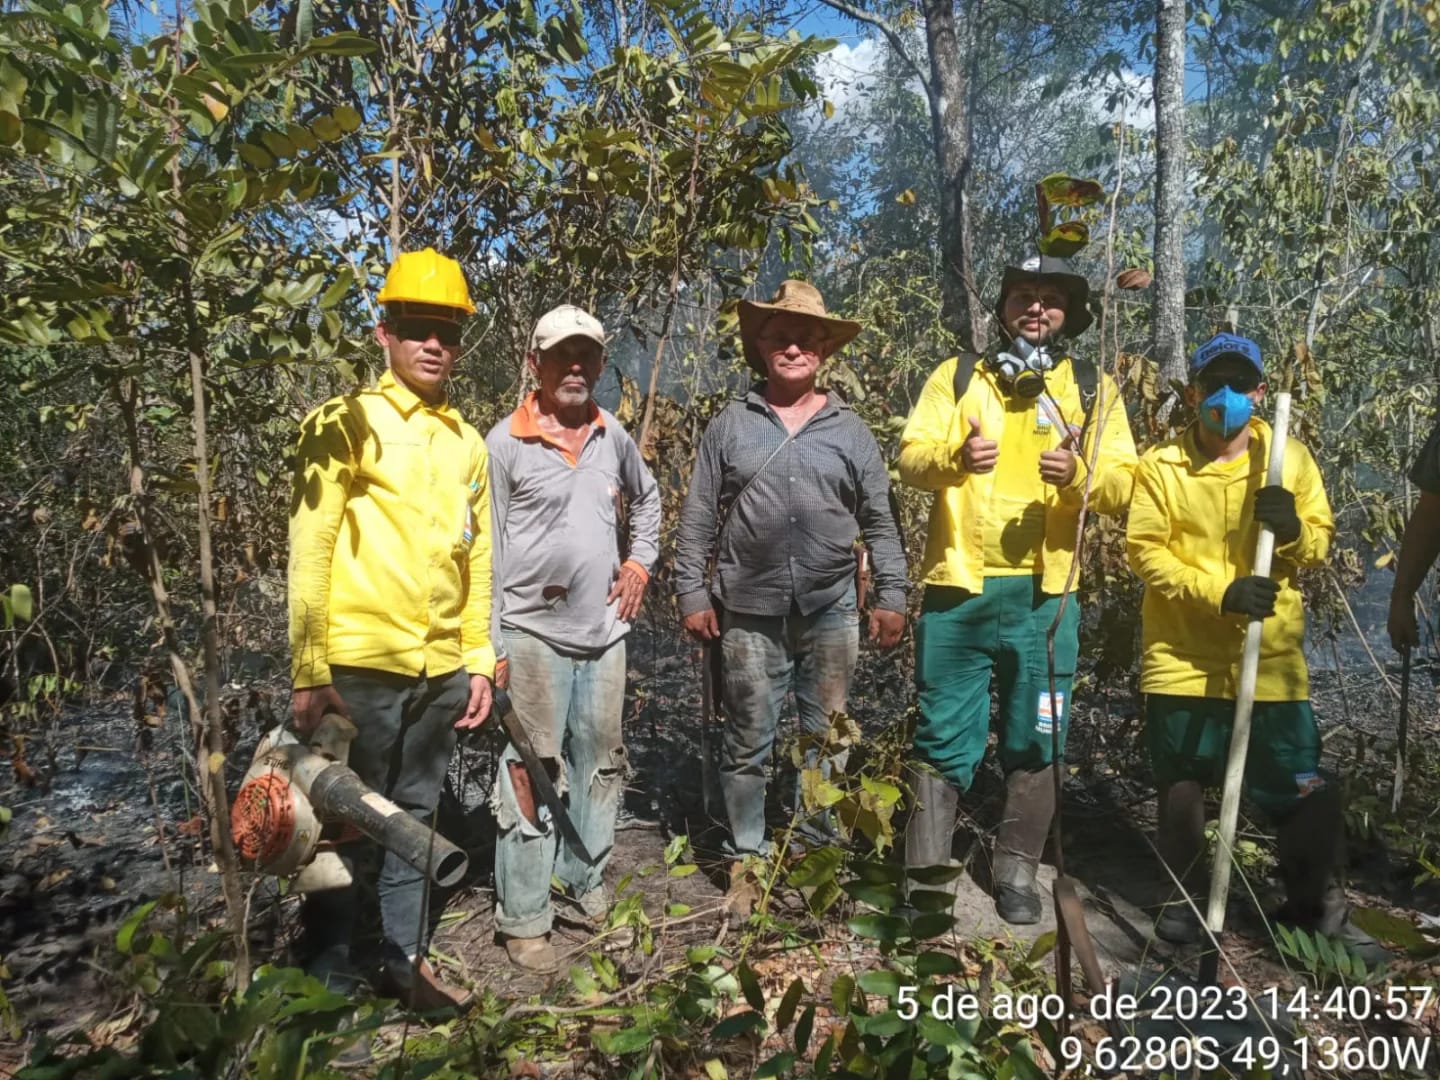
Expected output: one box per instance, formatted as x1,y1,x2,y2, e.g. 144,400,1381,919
577,462,620,530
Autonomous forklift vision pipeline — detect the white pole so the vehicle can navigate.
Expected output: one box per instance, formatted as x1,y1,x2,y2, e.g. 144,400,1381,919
1204,391,1292,949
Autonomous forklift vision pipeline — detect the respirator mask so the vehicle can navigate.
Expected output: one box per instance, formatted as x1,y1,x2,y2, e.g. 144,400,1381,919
990,335,1056,399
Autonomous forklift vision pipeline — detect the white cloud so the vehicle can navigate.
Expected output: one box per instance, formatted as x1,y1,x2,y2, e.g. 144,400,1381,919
315,208,363,245
813,37,886,114
802,33,928,142
809,34,1151,138
1062,68,1155,134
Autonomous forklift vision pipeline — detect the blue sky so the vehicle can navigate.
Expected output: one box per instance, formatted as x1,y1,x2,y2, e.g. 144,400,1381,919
781,0,1217,106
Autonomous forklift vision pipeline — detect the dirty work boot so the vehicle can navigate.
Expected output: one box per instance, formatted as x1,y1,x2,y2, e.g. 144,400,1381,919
305,943,367,996
1273,785,1390,965
723,860,764,928
903,763,959,896
302,937,374,1065
385,955,475,1013
992,767,1057,925
503,934,561,975
557,884,611,929
306,946,374,1066
561,886,635,948
330,1013,375,1069
1154,780,1207,945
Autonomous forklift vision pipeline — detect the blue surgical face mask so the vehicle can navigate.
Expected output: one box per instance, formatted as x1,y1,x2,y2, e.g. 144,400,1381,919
1199,385,1253,439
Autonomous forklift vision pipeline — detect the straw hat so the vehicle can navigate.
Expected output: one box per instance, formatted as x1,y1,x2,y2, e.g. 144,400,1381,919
737,280,862,375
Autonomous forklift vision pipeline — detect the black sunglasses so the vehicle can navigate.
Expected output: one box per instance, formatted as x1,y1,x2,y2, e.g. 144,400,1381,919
392,317,462,348
1196,369,1261,395
759,328,827,352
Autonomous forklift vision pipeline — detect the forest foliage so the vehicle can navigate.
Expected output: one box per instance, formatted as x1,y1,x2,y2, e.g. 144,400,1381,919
2,0,1439,1074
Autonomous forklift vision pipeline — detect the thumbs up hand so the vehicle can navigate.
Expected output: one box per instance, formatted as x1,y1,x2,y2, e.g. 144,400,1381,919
960,415,999,474
1039,425,1080,486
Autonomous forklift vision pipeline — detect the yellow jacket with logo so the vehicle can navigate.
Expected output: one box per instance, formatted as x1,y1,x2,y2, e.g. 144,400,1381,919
898,355,1138,595
288,370,495,688
1126,418,1331,701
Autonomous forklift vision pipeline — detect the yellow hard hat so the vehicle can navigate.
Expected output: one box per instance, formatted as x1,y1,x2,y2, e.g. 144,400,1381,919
376,248,475,315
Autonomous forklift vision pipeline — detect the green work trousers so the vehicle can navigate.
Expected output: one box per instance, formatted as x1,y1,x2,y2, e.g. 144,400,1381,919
913,576,1079,790
1145,694,1328,817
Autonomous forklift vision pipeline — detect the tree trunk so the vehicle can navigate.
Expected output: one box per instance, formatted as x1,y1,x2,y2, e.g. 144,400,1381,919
165,3,249,984
1152,0,1187,396
922,0,984,352
114,372,250,986
637,125,703,456
1301,0,1388,365
182,287,250,988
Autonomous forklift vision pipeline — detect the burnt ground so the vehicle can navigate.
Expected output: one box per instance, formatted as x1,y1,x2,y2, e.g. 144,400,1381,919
4,624,1440,1073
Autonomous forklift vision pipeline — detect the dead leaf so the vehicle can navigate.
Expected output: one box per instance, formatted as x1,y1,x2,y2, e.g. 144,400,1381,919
87,1008,138,1048
12,750,38,789
176,814,205,837
1038,220,1089,257
1038,173,1106,207
1294,340,1322,389
39,868,71,890
201,94,229,123
1116,267,1153,290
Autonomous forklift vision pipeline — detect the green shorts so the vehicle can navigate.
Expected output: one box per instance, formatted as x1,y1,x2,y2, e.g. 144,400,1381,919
913,576,1079,790
1145,694,1328,818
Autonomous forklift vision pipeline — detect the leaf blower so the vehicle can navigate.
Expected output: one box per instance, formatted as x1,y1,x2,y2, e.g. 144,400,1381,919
229,711,468,891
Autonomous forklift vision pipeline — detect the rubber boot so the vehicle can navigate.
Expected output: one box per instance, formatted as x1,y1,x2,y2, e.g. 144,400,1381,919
992,767,1056,925
723,860,763,929
1273,785,1390,964
903,763,959,901
1154,780,1207,945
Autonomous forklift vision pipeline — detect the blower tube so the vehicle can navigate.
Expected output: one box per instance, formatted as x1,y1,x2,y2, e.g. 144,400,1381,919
307,763,468,887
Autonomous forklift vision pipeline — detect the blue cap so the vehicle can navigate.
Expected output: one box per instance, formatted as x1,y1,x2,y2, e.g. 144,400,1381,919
1190,332,1262,375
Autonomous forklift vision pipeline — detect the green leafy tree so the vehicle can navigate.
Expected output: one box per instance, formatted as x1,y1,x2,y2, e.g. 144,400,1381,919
0,0,376,981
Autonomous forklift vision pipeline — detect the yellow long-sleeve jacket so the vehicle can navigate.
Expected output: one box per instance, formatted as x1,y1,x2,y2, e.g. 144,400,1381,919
288,370,495,688
1126,418,1332,701
898,355,1138,595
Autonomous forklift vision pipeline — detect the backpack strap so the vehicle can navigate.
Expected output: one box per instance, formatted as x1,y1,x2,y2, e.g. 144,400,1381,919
1068,351,1101,444
953,346,1101,432
1070,351,1098,411
951,351,983,404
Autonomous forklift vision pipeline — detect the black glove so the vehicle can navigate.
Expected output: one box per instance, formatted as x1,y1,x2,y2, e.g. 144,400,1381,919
1222,576,1281,619
1253,485,1301,545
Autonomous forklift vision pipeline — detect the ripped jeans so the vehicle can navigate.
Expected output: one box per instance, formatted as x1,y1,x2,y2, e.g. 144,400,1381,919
492,630,627,939
719,594,861,856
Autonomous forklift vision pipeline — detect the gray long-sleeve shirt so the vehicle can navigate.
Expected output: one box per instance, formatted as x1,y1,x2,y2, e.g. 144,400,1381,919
674,386,907,618
487,398,660,656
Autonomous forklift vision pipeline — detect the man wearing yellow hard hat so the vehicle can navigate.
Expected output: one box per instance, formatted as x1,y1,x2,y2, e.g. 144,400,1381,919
288,248,494,1017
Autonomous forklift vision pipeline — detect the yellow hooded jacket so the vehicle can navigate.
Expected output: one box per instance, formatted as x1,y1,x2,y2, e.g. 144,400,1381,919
1126,418,1331,701
898,355,1138,595
288,370,496,688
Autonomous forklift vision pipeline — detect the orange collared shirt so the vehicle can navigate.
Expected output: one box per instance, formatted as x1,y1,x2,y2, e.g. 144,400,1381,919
486,393,660,655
